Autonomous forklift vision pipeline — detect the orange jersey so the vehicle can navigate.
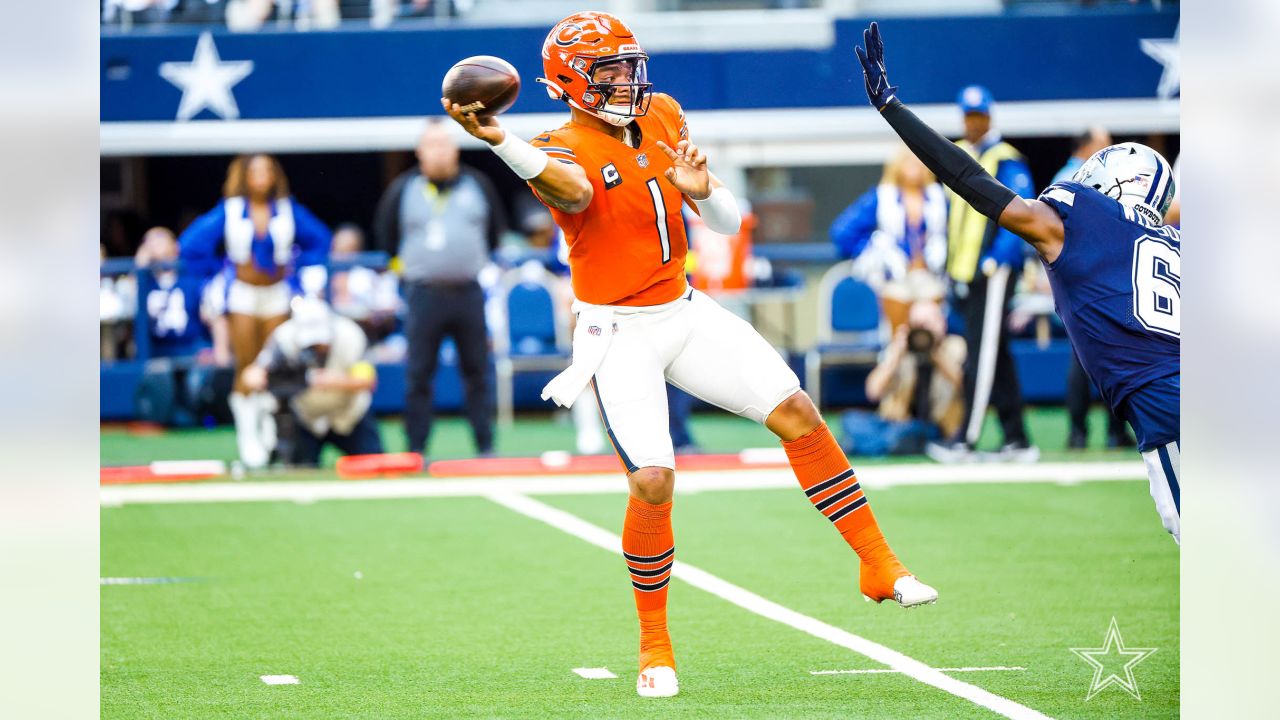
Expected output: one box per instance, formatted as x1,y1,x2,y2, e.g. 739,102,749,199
530,93,693,306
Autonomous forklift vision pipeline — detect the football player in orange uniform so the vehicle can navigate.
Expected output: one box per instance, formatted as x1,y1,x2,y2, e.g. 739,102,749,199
443,11,936,698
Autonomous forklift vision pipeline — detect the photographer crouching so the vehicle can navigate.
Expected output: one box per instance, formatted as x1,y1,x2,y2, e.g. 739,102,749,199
240,298,384,467
841,301,965,456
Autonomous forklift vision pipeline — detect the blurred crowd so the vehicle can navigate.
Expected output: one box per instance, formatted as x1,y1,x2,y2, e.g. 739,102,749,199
101,85,1177,469
102,0,474,30
101,0,1175,31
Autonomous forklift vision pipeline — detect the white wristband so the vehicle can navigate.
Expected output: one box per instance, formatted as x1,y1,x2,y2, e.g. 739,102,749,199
694,186,742,235
489,130,549,180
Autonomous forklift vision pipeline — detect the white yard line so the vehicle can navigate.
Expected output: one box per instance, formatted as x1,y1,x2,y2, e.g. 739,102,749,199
811,666,1026,676
100,461,1144,507
99,577,201,585
488,492,1053,720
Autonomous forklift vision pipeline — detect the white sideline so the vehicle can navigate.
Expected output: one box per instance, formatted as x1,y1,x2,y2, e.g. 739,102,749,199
488,492,1053,720
811,665,1026,676
100,461,1144,507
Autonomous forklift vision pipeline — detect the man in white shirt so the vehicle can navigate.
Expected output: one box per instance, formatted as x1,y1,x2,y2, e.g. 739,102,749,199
241,298,383,466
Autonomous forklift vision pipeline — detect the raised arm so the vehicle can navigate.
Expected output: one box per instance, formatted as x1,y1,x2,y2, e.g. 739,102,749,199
854,23,1065,262
441,99,593,214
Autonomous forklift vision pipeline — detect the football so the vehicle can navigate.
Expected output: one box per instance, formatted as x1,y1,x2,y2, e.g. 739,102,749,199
441,55,521,117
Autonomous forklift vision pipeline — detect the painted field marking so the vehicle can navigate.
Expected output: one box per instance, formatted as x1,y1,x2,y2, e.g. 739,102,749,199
488,492,1053,720
572,667,619,680
100,461,1145,507
812,665,1026,676
260,675,299,685
99,577,201,585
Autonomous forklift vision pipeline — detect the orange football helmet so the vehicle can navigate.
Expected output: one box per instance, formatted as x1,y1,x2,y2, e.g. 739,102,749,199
538,11,653,126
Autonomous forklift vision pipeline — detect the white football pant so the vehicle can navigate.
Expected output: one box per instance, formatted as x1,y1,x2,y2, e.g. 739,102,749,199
1141,440,1181,544
590,288,800,472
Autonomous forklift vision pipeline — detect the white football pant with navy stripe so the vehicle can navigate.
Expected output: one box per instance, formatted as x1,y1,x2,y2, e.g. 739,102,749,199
1141,440,1180,544
590,287,801,472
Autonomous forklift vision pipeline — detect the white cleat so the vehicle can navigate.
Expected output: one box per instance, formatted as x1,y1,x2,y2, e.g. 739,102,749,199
892,575,939,608
636,666,679,698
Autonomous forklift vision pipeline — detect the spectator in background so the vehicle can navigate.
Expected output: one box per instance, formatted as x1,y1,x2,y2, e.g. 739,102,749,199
830,144,948,330
102,0,177,26
373,120,506,459
329,223,402,345
175,0,228,25
136,226,215,359
179,153,331,468
101,243,135,361
843,301,965,456
225,0,339,31
241,298,383,466
513,198,605,455
1052,127,1135,450
395,0,469,20
1053,127,1112,184
927,85,1038,463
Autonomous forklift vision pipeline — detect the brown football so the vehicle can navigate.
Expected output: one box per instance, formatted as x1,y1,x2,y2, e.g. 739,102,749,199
441,55,521,117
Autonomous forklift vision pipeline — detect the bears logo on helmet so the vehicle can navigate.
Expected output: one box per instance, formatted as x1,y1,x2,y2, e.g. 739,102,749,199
537,11,653,127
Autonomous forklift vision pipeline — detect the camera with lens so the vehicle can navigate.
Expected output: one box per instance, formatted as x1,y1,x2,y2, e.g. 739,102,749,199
264,343,330,466
906,327,937,358
265,345,329,402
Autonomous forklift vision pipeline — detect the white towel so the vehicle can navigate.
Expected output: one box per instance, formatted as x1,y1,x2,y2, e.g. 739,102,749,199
541,304,616,408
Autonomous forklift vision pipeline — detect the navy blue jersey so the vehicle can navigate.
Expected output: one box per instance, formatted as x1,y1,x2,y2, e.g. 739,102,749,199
1038,181,1180,412
143,271,210,358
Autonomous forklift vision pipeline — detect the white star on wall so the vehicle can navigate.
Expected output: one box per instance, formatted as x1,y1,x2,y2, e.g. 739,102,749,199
159,32,254,121
1140,23,1179,100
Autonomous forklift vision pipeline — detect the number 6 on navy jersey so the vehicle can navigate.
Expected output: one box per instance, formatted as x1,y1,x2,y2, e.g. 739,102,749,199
1132,234,1180,338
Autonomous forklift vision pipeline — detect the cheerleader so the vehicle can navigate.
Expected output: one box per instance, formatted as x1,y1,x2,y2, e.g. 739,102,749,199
179,154,331,467
829,146,949,330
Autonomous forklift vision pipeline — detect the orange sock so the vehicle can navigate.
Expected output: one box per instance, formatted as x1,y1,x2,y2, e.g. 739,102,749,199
623,495,675,671
782,424,905,576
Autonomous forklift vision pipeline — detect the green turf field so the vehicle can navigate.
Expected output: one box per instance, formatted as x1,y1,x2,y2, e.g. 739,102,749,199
101,467,1177,718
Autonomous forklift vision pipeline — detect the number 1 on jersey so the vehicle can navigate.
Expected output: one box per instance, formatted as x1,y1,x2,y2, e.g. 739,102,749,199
645,177,672,264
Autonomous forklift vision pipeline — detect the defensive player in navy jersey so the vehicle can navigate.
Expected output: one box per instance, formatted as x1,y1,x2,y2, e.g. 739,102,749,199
855,23,1181,543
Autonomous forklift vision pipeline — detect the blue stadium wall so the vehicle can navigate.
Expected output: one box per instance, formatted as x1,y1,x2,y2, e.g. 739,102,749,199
102,9,1178,122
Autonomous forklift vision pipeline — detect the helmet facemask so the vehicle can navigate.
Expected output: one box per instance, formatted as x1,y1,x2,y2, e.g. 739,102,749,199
579,55,652,126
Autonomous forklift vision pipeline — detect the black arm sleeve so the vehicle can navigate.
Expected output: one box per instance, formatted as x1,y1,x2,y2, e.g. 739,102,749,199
371,171,411,256
880,99,1018,222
